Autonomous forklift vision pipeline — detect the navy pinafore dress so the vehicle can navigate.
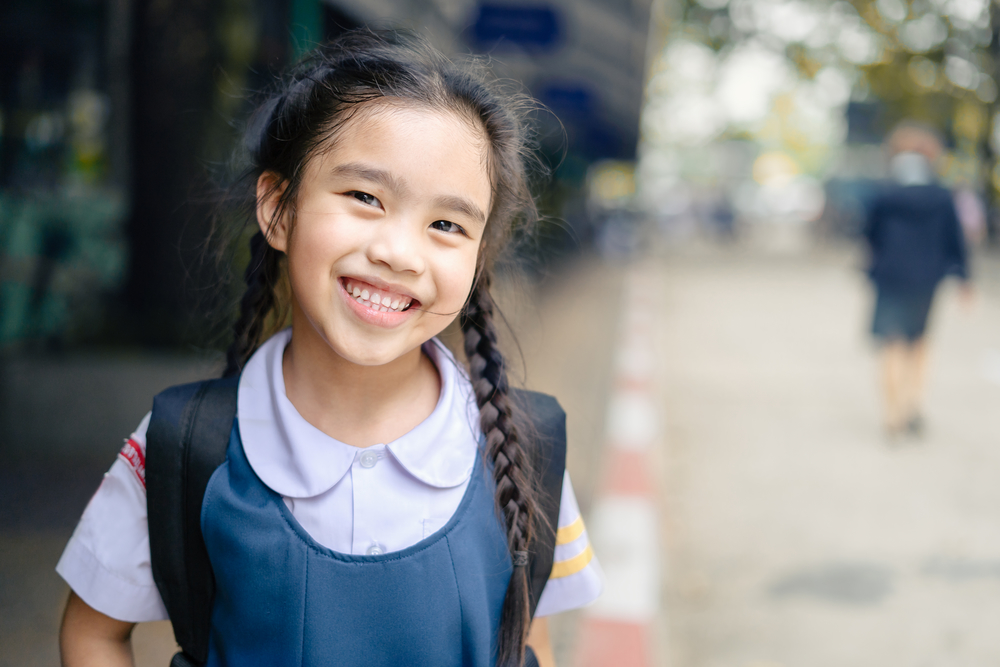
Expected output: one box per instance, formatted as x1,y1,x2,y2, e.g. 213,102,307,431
200,423,512,666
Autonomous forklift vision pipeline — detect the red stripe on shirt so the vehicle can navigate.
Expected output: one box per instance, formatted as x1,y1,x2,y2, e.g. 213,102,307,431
119,438,146,490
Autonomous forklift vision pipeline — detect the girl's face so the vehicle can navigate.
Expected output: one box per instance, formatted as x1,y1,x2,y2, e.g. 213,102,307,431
260,104,492,367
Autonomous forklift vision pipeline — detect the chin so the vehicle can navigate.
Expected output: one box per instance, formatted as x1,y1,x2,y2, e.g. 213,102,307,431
346,351,401,367
325,333,415,368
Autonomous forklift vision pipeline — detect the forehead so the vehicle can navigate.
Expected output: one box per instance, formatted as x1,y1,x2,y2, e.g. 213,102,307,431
309,102,492,191
352,100,488,150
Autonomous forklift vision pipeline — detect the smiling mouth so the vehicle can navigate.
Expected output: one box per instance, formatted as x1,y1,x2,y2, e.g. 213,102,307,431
342,279,418,313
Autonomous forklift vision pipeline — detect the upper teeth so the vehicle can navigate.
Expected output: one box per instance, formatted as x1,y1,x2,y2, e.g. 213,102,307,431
346,281,412,312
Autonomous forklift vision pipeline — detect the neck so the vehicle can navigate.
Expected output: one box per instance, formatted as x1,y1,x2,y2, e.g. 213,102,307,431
281,320,441,448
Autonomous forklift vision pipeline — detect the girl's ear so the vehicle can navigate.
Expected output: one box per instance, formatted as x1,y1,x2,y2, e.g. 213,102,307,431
256,171,290,252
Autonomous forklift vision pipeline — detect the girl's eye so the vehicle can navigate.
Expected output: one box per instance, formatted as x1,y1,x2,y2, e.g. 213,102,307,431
349,191,381,208
430,220,467,235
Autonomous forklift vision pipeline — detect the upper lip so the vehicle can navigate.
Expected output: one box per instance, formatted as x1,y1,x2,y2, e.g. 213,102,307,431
341,275,420,303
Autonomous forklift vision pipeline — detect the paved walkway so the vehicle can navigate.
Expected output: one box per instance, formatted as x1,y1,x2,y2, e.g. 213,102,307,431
524,242,1000,666
646,244,1000,667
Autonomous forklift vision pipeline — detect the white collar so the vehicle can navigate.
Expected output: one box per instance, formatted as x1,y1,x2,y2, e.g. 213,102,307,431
237,329,480,498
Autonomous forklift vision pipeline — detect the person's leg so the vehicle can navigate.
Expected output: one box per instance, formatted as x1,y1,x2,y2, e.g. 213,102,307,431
900,287,935,435
902,337,929,433
880,340,908,435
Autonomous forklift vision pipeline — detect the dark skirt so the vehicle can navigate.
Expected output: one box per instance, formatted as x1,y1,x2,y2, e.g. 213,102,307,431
871,286,935,342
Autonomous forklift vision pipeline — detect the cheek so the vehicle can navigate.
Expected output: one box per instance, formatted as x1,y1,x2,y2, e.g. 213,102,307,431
287,216,356,273
437,247,480,306
285,236,326,289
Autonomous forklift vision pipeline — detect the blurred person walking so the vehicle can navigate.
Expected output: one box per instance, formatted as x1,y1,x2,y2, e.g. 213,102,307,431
863,122,971,441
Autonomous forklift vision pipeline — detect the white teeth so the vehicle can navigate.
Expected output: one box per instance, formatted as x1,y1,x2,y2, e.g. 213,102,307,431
349,283,411,312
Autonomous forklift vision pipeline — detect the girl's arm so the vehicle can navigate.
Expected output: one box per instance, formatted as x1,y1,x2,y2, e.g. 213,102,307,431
60,591,136,667
527,617,556,667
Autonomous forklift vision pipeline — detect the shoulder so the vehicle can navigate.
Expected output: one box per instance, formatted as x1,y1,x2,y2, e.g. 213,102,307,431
510,389,566,440
930,184,959,209
509,389,567,482
873,183,951,212
534,470,604,616
146,376,238,452
55,411,169,622
904,183,953,202
149,376,238,425
512,389,564,417
875,183,911,205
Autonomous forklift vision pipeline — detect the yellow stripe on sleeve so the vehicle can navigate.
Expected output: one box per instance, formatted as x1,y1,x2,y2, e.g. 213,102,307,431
549,543,594,579
556,516,585,545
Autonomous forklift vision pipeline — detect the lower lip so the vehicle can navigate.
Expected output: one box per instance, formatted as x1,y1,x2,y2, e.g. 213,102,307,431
339,281,416,328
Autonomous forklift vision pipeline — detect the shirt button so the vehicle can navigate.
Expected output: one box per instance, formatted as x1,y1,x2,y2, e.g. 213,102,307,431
359,450,378,468
366,543,384,556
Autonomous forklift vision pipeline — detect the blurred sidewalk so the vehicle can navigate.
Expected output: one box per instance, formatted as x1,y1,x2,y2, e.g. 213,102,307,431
533,241,1000,665
648,243,1000,666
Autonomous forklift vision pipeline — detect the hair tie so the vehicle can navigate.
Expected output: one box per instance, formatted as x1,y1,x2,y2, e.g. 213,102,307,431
512,551,528,567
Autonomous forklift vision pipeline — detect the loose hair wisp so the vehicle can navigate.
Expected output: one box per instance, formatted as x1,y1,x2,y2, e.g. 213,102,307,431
221,29,544,666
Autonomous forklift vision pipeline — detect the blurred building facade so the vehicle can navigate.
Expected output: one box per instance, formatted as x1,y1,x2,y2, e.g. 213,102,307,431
0,0,652,351
2,0,131,347
1,0,294,349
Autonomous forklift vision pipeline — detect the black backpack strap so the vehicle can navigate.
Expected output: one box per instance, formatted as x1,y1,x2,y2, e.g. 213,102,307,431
511,389,568,618
146,376,238,666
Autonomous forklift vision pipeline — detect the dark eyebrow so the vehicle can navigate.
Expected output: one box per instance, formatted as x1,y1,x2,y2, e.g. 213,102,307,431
433,194,487,227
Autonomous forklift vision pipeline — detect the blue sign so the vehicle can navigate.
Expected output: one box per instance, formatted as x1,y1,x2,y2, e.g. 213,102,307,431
472,5,561,49
539,84,595,117
538,82,632,159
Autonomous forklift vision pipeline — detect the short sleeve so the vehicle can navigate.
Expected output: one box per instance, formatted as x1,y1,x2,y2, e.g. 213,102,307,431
55,412,169,622
534,471,604,617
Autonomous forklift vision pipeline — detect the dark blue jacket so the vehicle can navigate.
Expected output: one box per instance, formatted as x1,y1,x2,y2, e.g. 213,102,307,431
863,182,968,291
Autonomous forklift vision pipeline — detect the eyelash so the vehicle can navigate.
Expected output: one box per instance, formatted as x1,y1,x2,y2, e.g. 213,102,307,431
348,191,468,237
430,220,468,236
349,191,380,207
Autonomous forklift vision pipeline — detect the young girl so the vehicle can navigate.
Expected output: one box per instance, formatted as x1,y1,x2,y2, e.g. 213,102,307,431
56,30,601,667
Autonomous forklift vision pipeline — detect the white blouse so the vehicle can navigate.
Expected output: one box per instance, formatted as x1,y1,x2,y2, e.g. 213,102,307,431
57,330,603,622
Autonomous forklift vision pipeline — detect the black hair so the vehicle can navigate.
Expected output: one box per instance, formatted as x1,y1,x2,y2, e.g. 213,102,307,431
220,29,542,666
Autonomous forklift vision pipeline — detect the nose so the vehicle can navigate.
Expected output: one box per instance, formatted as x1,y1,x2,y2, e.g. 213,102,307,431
365,216,426,275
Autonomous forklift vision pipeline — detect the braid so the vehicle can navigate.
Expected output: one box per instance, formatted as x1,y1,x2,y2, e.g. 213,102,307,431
223,231,282,377
461,277,536,667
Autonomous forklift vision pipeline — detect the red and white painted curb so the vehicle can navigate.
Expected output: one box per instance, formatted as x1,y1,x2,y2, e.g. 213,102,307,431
576,269,661,666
